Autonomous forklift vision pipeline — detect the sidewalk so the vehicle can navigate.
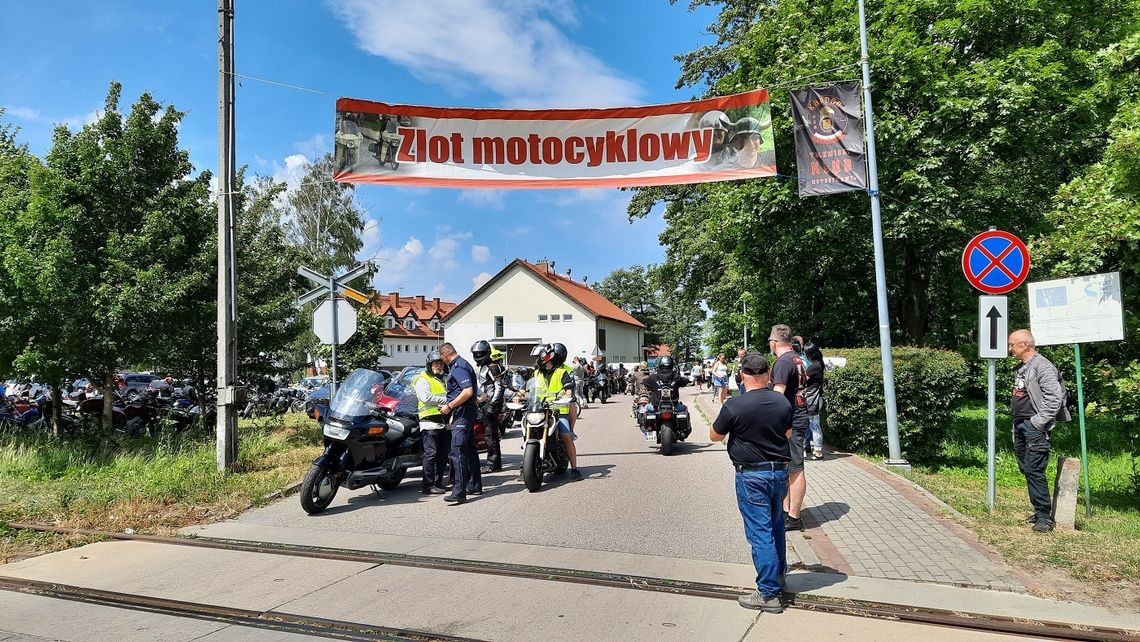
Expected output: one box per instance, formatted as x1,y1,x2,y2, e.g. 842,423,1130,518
690,389,1025,592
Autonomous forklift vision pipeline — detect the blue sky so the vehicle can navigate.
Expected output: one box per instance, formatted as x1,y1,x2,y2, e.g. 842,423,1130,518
1,0,719,303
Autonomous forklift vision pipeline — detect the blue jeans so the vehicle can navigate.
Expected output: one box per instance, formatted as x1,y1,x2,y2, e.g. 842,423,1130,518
808,414,823,453
735,469,789,598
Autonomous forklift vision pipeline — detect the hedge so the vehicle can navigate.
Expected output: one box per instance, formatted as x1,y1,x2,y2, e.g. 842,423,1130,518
823,347,968,462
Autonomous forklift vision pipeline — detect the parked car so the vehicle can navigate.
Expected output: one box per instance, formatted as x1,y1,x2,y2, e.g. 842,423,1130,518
119,373,160,397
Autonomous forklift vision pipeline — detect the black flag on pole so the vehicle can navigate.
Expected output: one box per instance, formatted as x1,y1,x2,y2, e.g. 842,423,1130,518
791,82,867,197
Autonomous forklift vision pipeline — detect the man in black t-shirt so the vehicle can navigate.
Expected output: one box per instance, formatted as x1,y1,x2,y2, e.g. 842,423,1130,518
711,352,792,613
768,324,810,532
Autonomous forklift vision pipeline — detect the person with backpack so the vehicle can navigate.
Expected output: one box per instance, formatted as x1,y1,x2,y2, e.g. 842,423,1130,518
1008,329,1071,532
801,342,826,460
768,324,810,531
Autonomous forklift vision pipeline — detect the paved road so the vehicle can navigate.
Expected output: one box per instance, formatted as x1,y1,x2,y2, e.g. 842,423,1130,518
229,389,771,566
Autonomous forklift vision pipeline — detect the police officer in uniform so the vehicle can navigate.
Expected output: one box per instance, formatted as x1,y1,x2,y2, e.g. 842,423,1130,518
472,340,507,473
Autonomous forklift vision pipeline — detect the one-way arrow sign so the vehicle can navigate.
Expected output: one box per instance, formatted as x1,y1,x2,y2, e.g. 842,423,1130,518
978,296,1008,359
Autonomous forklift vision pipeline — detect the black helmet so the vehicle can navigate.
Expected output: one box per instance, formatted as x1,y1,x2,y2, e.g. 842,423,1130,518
471,340,493,366
537,343,568,373
658,356,675,373
426,350,447,374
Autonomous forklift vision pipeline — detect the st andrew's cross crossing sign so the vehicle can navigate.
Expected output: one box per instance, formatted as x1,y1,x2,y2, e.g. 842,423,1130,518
962,229,1030,295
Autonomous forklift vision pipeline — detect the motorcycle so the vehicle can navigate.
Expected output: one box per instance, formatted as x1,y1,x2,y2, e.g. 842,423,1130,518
642,386,691,456
509,377,570,492
300,368,424,515
590,371,609,404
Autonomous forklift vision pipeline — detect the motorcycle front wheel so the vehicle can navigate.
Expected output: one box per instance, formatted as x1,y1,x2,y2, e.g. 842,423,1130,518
660,424,675,456
522,442,543,492
300,463,339,514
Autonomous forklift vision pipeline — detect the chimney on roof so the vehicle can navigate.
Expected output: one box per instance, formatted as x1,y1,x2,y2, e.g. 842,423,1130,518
432,297,440,311
388,292,399,309
415,295,425,308
535,259,549,273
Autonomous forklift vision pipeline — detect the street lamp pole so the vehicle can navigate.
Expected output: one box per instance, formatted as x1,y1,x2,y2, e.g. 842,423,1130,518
742,300,749,352
859,0,907,469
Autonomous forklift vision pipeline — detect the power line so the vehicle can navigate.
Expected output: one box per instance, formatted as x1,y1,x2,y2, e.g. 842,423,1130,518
229,72,331,95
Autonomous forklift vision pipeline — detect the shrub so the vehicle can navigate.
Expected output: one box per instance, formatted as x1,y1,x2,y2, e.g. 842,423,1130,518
824,347,968,462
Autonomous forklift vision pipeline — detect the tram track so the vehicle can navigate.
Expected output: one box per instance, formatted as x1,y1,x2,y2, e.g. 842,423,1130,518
8,522,1139,641
0,574,482,641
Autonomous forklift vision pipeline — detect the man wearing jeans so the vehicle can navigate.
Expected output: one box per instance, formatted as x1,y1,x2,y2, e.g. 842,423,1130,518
710,353,793,613
1009,329,1070,532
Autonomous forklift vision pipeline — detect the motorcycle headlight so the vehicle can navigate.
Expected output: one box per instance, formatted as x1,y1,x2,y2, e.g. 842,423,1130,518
525,412,546,425
323,424,350,440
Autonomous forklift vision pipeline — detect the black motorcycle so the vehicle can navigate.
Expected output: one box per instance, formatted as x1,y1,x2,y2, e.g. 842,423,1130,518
510,378,570,492
300,368,424,514
643,386,691,456
590,371,609,404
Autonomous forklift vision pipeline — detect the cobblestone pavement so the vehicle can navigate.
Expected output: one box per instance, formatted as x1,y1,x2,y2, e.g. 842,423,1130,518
693,390,1025,591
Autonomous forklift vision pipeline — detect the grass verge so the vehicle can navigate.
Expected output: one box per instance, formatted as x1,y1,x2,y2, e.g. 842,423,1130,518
896,401,1140,601
1,413,321,563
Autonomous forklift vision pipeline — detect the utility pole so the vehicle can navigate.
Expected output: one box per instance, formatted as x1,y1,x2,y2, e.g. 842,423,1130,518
215,0,238,472
859,0,907,469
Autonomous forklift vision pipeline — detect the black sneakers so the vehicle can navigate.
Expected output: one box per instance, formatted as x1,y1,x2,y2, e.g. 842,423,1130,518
570,469,584,481
784,513,804,531
1033,517,1055,532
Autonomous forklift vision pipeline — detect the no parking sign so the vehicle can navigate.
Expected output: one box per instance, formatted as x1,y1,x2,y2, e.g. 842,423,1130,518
961,229,1030,294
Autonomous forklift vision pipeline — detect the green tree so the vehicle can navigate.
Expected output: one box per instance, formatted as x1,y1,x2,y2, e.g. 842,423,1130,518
0,84,214,431
638,0,1139,349
334,307,386,373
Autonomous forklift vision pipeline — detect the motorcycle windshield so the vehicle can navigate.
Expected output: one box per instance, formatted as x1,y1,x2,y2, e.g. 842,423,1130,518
328,368,385,422
524,377,544,412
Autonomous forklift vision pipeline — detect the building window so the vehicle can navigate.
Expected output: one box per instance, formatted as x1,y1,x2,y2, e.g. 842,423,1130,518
551,314,561,322
597,328,607,351
430,319,441,331
405,344,410,353
396,345,402,352
538,314,548,323
564,313,573,321
385,316,395,329
494,316,504,338
404,317,416,330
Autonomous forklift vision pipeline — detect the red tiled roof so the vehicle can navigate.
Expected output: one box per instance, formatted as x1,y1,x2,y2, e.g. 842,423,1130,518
369,293,454,338
647,344,672,357
518,260,646,328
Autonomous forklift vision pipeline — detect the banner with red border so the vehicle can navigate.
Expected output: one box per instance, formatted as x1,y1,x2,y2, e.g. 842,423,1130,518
332,90,775,188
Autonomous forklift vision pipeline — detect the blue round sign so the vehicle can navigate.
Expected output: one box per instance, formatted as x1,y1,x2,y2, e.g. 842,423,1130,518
961,230,1030,294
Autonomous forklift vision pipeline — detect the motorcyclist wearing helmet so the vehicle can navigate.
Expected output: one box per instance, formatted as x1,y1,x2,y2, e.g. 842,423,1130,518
472,340,508,473
414,350,452,494
643,356,691,414
729,117,764,169
528,342,583,481
698,110,733,167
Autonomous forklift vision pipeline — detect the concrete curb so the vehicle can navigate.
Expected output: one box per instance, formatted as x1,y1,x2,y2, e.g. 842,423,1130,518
258,481,302,504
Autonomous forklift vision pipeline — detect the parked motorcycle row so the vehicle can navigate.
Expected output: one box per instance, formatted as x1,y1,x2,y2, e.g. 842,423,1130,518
300,360,694,514
0,377,215,437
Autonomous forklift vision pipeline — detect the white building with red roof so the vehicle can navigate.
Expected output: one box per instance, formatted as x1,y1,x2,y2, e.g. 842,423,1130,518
370,292,455,370
444,259,646,367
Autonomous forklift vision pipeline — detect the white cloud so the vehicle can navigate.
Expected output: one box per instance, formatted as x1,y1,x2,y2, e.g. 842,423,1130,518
373,236,426,291
458,189,506,210
294,134,331,160
429,237,460,271
472,272,493,290
506,226,533,238
327,0,642,107
471,245,492,262
61,109,102,130
358,217,382,262
271,153,310,193
2,105,41,121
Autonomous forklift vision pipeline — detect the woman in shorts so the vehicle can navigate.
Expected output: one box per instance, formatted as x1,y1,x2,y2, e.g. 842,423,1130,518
711,354,730,403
